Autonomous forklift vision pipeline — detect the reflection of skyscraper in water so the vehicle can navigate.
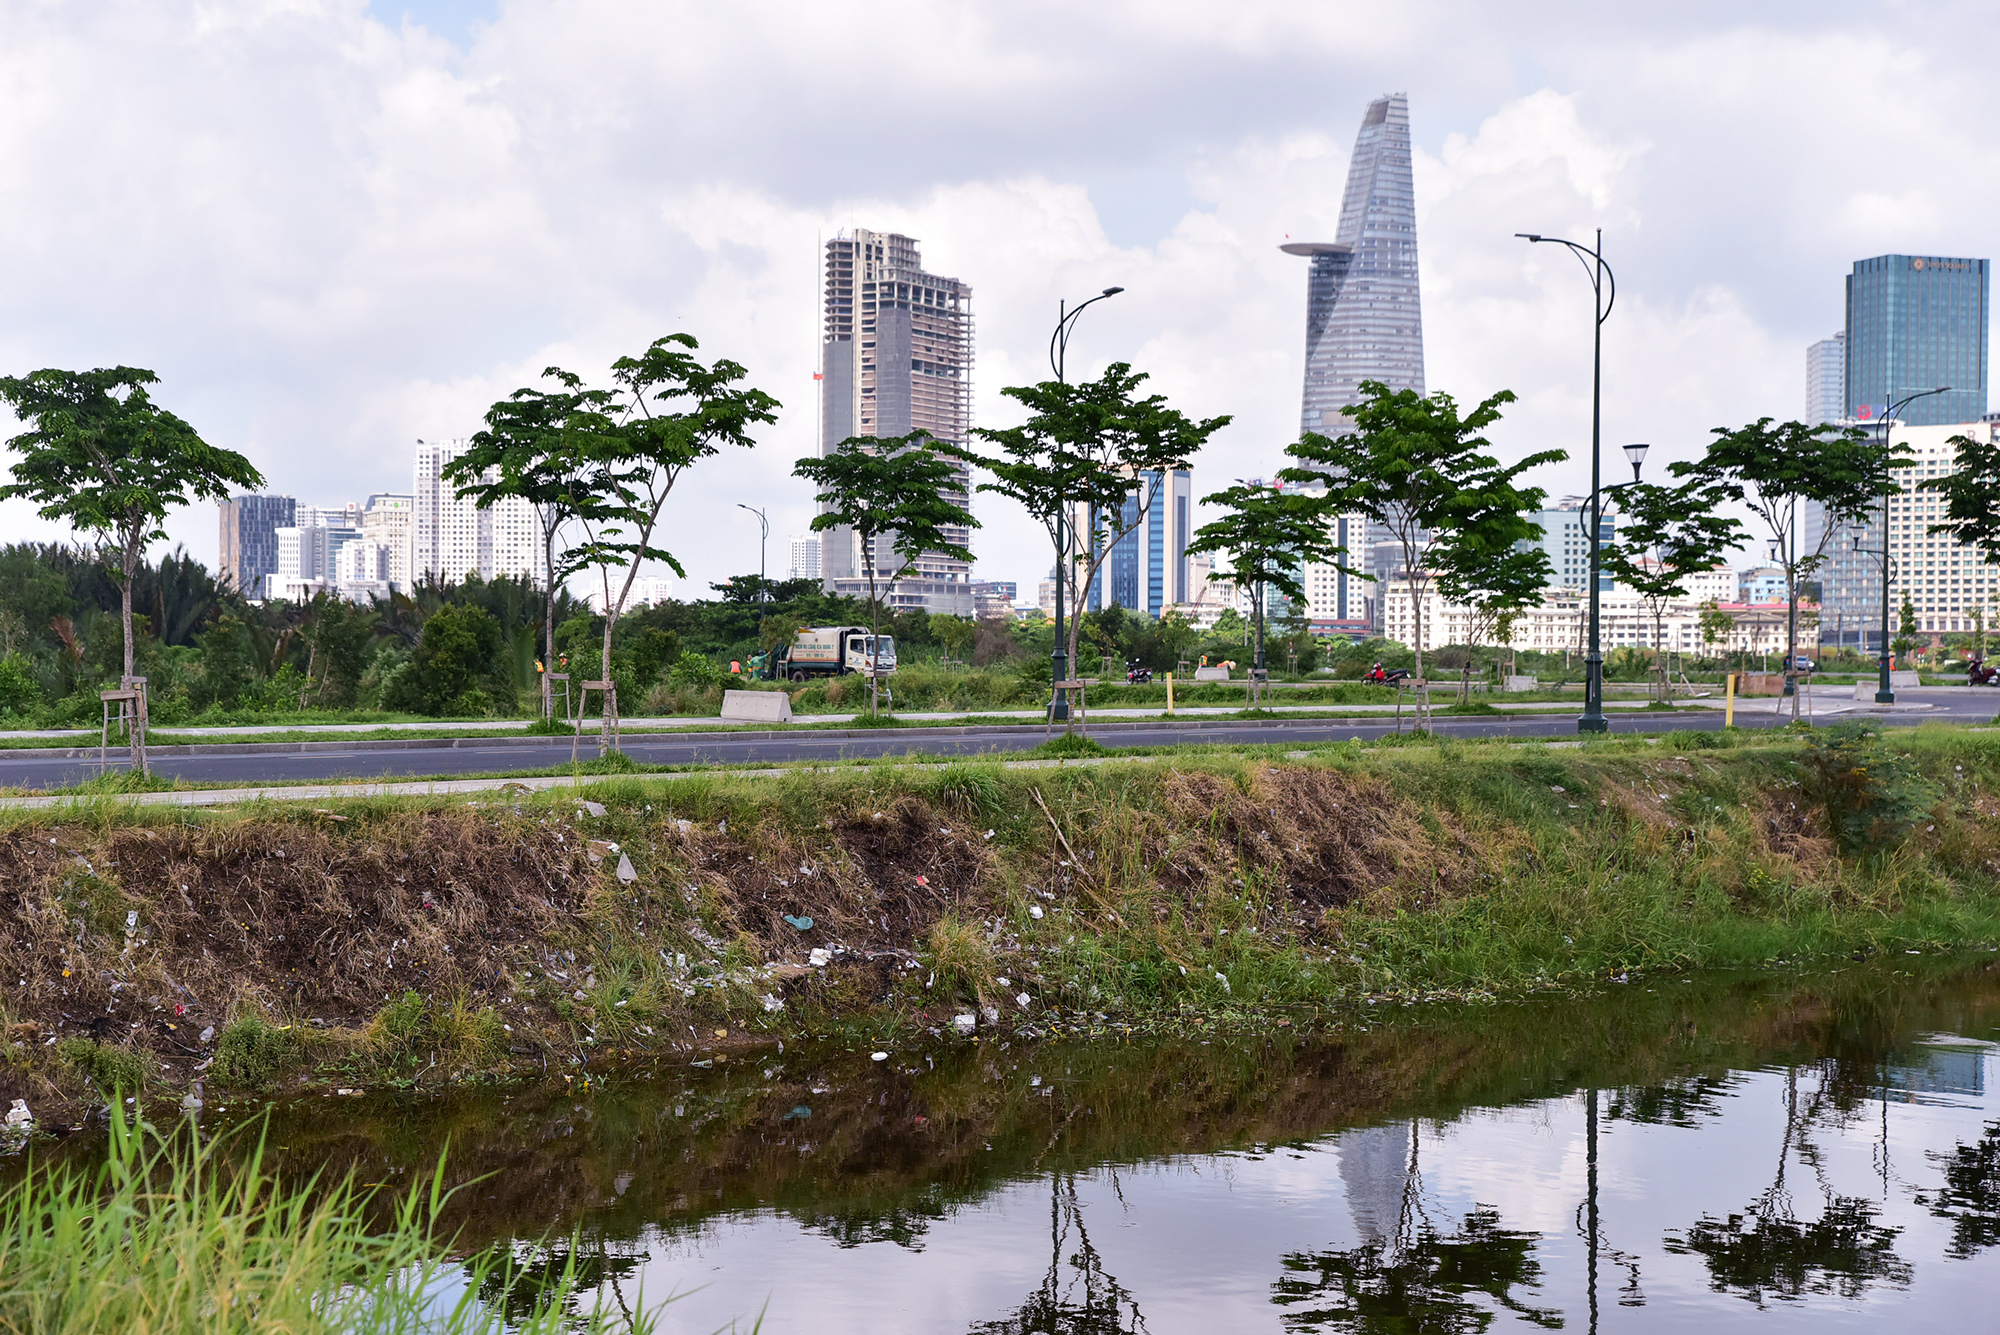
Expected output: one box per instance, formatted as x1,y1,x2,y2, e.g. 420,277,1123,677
1337,1121,1412,1242
1285,92,1425,438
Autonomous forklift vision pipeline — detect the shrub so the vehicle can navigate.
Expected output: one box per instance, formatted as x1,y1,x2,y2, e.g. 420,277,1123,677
0,654,43,717
212,1013,301,1088
382,604,503,716
54,1037,148,1095
1796,720,1938,857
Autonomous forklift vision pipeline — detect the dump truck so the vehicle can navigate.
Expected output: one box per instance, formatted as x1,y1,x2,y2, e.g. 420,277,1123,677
758,626,897,681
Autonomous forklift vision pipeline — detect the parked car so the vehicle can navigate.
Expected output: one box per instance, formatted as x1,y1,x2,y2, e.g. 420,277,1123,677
1781,655,1816,673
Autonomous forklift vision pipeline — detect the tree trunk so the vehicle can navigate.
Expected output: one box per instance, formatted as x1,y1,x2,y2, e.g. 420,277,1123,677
599,606,619,756
863,535,880,717
120,525,146,776
1787,567,1800,721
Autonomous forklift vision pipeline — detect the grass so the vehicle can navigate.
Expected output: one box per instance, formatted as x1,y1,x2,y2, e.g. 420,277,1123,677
0,1104,672,1334
3,723,2000,1112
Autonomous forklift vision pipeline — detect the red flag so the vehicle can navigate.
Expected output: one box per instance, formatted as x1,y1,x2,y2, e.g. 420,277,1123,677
812,372,824,380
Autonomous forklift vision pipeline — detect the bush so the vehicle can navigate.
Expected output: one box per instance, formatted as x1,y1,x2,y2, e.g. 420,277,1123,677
212,1013,301,1088
382,604,503,716
1796,720,1938,857
0,654,42,717
54,1037,148,1095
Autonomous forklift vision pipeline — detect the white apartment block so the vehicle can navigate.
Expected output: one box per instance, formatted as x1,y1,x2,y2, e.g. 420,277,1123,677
788,534,821,581
1381,580,1807,661
413,440,547,586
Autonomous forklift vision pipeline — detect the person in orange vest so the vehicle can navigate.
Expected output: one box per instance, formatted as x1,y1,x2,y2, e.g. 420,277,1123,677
730,660,742,676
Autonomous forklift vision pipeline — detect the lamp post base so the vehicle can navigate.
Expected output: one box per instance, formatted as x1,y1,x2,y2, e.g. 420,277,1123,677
1874,691,1895,705
1577,713,1610,734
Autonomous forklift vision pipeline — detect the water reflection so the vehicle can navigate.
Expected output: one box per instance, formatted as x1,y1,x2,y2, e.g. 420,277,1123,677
72,956,2000,1332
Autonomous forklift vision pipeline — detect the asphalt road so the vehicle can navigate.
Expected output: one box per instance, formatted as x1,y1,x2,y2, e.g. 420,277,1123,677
3,688,1990,792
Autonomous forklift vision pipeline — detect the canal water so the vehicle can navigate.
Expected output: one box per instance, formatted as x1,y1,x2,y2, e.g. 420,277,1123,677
250,955,2000,1331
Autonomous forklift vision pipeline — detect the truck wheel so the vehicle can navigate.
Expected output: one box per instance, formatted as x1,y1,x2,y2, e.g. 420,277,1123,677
790,670,807,683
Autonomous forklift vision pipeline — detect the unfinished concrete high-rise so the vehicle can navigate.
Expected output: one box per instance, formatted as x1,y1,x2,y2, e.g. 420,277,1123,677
818,229,975,616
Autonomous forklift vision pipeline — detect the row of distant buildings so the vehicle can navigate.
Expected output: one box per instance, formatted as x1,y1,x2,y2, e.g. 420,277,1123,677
217,440,548,602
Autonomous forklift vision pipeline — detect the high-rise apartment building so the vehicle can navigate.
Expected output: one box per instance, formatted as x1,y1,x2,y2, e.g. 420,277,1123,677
217,494,296,597
1807,333,1846,425
1520,502,1614,594
1846,255,1989,426
818,229,975,616
1085,470,1195,618
413,440,545,587
788,534,821,582
1283,93,1424,438
359,494,415,591
1816,419,2000,648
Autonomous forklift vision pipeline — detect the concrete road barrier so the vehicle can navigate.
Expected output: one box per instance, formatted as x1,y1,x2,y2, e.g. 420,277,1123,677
1193,666,1231,682
720,690,793,723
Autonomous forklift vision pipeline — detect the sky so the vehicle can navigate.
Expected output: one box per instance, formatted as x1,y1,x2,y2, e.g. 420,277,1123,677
3,0,1999,600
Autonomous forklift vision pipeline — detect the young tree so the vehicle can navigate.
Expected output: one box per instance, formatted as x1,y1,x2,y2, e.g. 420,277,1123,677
1697,598,1735,670
447,369,612,712
1893,592,1919,665
0,366,262,772
1283,382,1562,688
931,614,977,667
565,335,779,749
1183,480,1346,691
795,432,978,715
1601,481,1741,700
948,364,1227,707
1673,419,1910,719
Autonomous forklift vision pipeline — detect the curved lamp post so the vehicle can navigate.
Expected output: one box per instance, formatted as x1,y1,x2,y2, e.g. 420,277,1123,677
1517,230,1618,733
1857,386,1949,703
736,503,769,603
1047,286,1125,722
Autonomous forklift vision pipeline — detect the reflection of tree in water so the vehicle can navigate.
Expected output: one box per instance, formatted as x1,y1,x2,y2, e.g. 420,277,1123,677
1664,1067,1912,1307
797,1190,951,1250
1605,1076,1736,1129
1922,1119,2000,1259
1666,1196,1910,1306
467,1235,653,1328
1271,1124,1561,1333
967,1173,1151,1335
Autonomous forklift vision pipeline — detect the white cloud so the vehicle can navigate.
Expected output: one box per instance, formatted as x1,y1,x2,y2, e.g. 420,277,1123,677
3,1,1998,590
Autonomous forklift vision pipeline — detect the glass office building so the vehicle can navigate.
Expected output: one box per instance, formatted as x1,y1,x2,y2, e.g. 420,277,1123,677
1845,255,1988,426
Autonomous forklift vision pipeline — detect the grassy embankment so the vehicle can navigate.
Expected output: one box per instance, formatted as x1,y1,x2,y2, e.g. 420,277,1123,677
3,724,1999,1119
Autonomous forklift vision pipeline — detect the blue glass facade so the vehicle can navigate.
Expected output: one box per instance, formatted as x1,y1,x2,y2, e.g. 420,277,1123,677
1845,254,1988,426
1085,469,1192,617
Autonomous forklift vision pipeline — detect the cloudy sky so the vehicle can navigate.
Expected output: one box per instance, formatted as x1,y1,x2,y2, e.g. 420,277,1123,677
3,0,1996,597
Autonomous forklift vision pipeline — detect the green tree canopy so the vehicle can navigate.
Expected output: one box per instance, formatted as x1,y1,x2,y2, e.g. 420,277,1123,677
948,363,1228,690
0,367,263,685
1601,479,1741,697
1184,479,1345,674
795,431,977,714
1673,418,1911,717
1283,382,1560,685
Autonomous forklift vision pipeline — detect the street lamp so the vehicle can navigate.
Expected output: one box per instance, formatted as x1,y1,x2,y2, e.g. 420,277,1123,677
1518,230,1617,733
1858,386,1949,703
736,504,769,603
1047,286,1125,722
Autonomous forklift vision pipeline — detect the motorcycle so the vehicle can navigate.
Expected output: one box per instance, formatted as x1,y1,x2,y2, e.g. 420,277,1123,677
1365,665,1412,686
1970,659,2000,686
1126,659,1152,685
